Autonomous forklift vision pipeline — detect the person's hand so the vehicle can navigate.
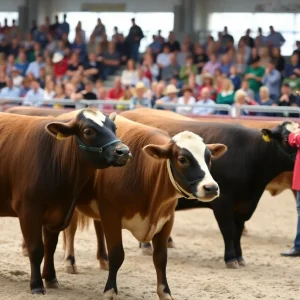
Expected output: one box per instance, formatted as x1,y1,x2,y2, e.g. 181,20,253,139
280,94,289,102
294,68,300,75
265,68,270,75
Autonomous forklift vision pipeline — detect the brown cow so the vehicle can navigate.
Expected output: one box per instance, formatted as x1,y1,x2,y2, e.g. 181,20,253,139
0,108,131,294
62,115,226,299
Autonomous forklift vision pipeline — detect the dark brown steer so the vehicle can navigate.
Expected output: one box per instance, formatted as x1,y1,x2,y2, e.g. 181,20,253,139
0,108,131,294
63,115,226,299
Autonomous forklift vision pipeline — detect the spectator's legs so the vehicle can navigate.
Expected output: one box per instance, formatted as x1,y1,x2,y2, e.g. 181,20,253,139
294,191,300,250
131,43,140,62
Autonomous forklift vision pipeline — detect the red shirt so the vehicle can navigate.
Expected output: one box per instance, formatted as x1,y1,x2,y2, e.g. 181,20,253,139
288,132,300,190
107,88,124,100
53,58,68,78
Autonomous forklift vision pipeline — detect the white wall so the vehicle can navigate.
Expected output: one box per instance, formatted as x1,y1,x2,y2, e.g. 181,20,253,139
51,0,180,13
0,0,25,11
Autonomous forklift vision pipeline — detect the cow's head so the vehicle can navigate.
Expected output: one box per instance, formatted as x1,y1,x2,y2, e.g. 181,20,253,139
261,121,299,158
143,131,227,202
45,108,132,168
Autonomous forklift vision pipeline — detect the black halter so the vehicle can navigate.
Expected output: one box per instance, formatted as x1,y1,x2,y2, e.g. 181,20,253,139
75,136,121,153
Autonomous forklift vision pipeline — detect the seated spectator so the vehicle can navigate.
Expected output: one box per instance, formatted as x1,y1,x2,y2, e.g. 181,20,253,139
176,86,196,115
71,73,84,92
44,56,54,77
137,67,151,89
192,87,216,116
26,53,45,79
34,25,47,48
53,52,68,79
149,35,162,56
22,33,35,51
229,65,241,91
156,84,179,109
214,68,225,94
236,53,247,75
23,79,44,106
0,76,20,98
156,44,171,70
162,53,180,83
249,47,259,64
103,42,120,78
262,59,281,101
9,38,20,58
72,34,86,63
188,73,200,97
38,68,46,89
170,76,183,95
142,53,159,82
165,31,180,52
44,79,56,100
219,53,232,77
272,47,285,74
19,78,31,97
177,44,190,68
107,77,124,100
240,79,255,100
117,86,133,110
259,47,270,69
180,55,197,84
233,89,257,116
199,73,216,101
129,82,151,110
84,52,102,83
203,53,221,76
193,44,208,73
11,67,23,87
284,53,300,78
121,59,138,87
45,33,58,55
67,53,82,78
96,80,107,100
256,86,274,117
276,83,297,107
53,83,66,108
78,81,98,100
15,51,29,77
183,35,194,52
151,81,165,107
6,54,16,76
244,56,265,101
216,78,235,108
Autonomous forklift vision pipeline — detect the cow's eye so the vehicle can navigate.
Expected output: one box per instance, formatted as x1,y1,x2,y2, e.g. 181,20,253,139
178,156,188,164
84,129,95,136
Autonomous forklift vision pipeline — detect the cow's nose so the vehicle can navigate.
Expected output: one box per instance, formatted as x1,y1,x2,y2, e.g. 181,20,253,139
203,184,219,195
115,147,132,158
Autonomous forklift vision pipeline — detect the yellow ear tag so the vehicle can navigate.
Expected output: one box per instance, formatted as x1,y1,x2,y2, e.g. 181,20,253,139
56,133,65,141
262,135,271,143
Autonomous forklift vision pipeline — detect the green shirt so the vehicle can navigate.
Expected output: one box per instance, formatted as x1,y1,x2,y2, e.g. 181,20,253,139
216,91,235,105
179,65,197,84
246,66,265,93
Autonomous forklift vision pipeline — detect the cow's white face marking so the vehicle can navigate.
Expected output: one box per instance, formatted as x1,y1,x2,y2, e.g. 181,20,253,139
83,110,106,127
285,122,299,133
172,131,219,201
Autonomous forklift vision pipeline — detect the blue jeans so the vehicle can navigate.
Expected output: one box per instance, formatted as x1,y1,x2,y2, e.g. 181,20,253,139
130,43,140,62
294,191,300,249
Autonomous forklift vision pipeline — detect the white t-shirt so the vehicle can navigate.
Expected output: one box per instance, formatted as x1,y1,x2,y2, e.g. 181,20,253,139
176,96,196,114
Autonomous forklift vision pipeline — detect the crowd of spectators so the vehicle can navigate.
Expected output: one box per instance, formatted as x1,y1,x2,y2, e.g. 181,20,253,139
0,15,299,116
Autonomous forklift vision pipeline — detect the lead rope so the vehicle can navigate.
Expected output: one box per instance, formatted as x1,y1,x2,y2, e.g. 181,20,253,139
166,160,197,200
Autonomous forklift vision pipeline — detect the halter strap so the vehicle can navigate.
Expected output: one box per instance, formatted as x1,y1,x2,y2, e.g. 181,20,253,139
166,160,197,200
75,136,121,153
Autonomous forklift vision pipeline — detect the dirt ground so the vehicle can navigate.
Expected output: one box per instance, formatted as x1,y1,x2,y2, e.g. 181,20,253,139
0,190,299,300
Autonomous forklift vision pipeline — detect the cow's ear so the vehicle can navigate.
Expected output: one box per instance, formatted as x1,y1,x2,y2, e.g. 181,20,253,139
143,144,171,160
207,144,227,159
261,129,272,143
45,121,76,140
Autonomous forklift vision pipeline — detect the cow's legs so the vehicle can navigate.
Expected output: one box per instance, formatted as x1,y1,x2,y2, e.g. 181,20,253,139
63,210,78,274
153,214,174,300
42,227,60,288
101,214,124,300
212,199,238,268
94,220,109,270
22,238,28,256
139,236,175,255
234,219,246,266
19,214,45,294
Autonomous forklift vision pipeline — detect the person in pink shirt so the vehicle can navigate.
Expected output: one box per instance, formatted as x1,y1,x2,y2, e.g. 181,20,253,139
203,53,221,76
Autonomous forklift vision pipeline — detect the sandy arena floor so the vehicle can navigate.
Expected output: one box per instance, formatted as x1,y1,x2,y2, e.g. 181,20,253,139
0,190,299,300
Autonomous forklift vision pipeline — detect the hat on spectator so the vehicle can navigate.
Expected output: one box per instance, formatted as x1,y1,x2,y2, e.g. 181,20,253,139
165,84,179,95
52,52,64,63
131,81,147,95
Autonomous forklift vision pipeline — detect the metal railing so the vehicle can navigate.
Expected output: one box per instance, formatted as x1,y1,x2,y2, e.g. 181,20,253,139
1,98,300,119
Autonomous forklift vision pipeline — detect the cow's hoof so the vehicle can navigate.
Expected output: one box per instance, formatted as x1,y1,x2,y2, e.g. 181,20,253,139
22,247,29,257
237,257,247,267
31,287,46,295
142,247,153,256
226,260,239,269
167,241,175,248
103,288,118,300
159,295,174,300
45,278,60,289
65,262,78,274
99,258,109,271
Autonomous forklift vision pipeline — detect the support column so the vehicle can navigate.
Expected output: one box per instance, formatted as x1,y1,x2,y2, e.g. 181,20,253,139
38,0,53,25
26,0,38,29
